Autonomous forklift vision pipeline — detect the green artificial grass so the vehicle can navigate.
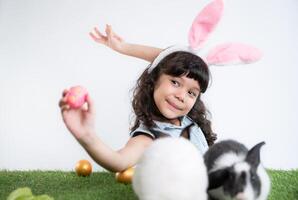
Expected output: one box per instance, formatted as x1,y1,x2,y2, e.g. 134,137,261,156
0,169,297,200
267,169,298,200
0,171,137,200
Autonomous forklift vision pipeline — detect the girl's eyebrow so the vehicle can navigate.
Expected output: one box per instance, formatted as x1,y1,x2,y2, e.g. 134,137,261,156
190,86,200,94
176,76,200,92
192,87,200,93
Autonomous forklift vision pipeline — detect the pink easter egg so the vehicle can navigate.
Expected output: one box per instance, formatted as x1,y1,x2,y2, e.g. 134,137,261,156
65,86,88,109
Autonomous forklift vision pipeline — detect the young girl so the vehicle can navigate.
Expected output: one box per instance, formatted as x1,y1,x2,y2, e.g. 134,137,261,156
59,24,216,173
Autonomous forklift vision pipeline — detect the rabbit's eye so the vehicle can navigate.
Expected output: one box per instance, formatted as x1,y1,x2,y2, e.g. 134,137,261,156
240,172,246,180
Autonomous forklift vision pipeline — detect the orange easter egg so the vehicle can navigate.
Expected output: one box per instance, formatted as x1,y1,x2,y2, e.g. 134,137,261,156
75,159,92,176
115,167,134,184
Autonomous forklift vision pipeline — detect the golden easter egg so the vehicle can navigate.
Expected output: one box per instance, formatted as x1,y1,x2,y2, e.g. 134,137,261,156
115,167,135,184
75,159,92,176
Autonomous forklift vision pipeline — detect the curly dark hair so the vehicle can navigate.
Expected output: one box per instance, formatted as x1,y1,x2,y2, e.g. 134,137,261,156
130,51,217,146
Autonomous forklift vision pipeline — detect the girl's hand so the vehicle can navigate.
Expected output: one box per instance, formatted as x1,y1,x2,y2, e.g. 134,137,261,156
59,89,96,142
89,24,125,53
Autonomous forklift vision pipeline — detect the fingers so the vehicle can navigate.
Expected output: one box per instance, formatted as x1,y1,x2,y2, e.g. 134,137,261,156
105,24,110,35
62,89,68,97
105,24,115,41
59,98,68,108
59,98,70,114
89,27,107,45
85,94,95,114
59,89,70,113
105,25,124,44
90,24,123,46
89,32,98,41
94,27,105,38
60,104,70,114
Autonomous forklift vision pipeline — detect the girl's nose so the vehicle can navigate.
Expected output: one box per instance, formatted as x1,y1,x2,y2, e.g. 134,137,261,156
175,91,185,103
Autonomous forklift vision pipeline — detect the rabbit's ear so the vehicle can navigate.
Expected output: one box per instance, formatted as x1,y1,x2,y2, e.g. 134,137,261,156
188,0,224,50
206,43,263,65
208,167,229,190
245,141,265,170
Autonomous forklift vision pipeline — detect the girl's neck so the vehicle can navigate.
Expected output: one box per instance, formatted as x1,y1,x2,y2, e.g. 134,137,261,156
169,118,181,126
153,116,182,126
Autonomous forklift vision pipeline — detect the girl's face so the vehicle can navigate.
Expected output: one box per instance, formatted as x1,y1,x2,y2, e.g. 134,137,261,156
153,74,200,125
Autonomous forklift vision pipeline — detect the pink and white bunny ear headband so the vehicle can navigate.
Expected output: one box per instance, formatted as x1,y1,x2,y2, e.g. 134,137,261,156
149,0,262,72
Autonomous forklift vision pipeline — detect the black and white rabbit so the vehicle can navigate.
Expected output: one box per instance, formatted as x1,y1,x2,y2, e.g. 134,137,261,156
204,140,271,200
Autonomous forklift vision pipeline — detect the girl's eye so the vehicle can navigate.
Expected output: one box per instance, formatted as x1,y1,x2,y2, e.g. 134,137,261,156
188,91,197,98
171,80,180,87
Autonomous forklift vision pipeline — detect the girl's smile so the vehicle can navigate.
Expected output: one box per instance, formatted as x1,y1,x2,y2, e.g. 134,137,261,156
166,99,183,111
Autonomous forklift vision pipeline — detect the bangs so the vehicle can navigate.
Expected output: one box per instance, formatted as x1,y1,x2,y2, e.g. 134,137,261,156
160,52,210,93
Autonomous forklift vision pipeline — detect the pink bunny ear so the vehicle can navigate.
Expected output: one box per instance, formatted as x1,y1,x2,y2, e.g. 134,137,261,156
206,43,263,65
188,0,224,50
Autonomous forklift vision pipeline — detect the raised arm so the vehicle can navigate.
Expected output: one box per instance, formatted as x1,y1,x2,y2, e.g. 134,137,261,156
89,24,162,62
82,133,153,172
59,89,153,172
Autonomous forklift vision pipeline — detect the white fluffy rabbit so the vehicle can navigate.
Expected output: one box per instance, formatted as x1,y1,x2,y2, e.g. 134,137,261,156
133,137,208,200
204,140,271,200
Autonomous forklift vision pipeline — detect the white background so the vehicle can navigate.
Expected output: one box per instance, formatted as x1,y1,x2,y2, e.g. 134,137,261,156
0,0,297,171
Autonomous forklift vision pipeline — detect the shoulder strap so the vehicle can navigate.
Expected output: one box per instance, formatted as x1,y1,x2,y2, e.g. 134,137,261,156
148,123,195,139
148,129,169,139
180,123,195,139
